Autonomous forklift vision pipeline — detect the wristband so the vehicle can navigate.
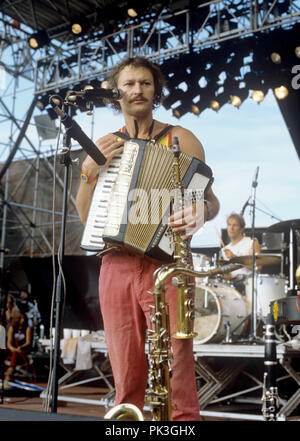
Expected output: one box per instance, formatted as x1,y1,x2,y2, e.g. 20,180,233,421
80,170,98,184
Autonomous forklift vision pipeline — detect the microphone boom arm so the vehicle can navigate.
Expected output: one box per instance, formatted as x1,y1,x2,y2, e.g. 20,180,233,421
49,95,106,166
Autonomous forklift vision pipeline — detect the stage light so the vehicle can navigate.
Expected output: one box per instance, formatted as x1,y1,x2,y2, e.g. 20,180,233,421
36,95,49,110
127,2,146,18
270,52,281,64
28,30,50,49
36,94,50,111
191,104,200,115
230,95,242,108
172,109,181,119
36,101,44,110
210,100,220,111
295,46,300,58
274,85,288,100
251,90,265,103
72,23,82,34
70,19,87,36
29,36,39,49
127,8,138,18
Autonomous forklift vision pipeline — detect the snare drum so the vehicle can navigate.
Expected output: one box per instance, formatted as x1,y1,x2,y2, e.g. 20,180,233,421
193,280,249,344
245,274,287,320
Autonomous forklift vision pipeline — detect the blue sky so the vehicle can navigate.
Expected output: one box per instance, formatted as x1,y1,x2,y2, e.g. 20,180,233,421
1,77,299,249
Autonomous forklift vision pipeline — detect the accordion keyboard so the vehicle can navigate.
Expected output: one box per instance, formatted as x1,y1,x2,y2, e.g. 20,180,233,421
80,155,122,251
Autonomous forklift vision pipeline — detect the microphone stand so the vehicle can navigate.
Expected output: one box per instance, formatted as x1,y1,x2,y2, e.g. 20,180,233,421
50,106,72,413
249,168,259,341
48,95,106,412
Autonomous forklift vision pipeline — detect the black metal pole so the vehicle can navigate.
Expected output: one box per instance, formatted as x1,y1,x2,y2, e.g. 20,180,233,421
250,167,259,339
0,97,37,181
50,128,72,413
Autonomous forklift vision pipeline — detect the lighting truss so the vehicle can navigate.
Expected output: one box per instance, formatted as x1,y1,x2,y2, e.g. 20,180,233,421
29,0,300,96
1,2,300,99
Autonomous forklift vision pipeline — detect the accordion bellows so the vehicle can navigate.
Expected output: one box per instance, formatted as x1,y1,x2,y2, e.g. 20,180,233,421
80,139,213,261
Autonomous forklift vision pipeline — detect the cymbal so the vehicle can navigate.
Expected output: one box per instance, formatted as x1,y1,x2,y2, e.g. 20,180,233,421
268,219,300,233
229,254,281,266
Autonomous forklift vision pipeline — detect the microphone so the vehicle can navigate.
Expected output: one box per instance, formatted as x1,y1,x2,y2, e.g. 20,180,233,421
252,166,259,188
49,95,106,166
69,87,123,101
240,196,251,216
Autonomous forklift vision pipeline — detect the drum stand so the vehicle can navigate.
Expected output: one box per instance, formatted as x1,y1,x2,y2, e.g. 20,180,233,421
287,226,298,295
244,168,262,343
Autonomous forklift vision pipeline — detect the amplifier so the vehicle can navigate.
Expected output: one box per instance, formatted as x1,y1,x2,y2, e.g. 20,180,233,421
271,295,300,325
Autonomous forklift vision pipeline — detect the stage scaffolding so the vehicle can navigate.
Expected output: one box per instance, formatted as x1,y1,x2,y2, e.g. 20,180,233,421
0,2,299,420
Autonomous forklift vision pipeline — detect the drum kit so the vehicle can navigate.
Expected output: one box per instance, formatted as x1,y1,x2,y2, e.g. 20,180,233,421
192,218,300,345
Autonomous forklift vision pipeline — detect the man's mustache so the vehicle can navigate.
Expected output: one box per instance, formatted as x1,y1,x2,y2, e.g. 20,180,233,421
130,96,147,103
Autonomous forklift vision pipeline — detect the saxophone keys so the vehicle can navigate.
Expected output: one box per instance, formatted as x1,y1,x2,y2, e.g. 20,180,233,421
171,276,180,287
186,298,195,310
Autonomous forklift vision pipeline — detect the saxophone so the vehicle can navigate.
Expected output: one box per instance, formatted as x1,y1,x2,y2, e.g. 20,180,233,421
148,259,241,420
104,403,144,420
147,263,173,421
171,136,197,339
146,137,241,420
146,136,194,421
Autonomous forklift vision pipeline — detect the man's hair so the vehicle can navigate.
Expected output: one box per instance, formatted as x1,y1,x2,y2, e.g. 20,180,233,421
227,213,245,229
105,56,166,111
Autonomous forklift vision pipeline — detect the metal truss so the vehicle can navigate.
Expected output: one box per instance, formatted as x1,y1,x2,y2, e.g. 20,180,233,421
2,2,300,95
31,0,300,95
0,62,83,269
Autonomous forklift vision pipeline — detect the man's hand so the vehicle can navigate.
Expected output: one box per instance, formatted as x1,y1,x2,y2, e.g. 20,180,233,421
82,133,124,174
168,201,205,241
223,248,235,259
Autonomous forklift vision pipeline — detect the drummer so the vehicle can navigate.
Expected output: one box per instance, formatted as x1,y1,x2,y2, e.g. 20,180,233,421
221,213,261,294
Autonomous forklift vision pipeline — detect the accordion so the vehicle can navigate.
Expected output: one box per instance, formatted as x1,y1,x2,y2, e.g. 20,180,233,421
80,139,213,261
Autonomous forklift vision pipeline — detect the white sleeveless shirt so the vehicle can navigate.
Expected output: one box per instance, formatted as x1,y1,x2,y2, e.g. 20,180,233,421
222,236,253,279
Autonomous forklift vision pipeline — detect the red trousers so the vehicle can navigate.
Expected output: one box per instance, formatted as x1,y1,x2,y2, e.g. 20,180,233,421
99,250,200,421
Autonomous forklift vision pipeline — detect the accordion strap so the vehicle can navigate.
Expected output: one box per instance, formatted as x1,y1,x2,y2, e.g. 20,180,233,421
152,124,174,143
96,245,122,258
112,124,174,143
112,131,130,141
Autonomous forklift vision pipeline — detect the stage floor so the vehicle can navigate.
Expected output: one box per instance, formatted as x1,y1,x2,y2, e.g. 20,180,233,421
0,382,261,421
1,341,299,422
1,382,298,422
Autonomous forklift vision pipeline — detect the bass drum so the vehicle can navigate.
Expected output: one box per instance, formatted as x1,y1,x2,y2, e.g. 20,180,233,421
245,274,287,320
193,281,249,344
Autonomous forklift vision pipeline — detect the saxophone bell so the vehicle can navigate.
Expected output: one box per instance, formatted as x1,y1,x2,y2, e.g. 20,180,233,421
104,403,144,421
